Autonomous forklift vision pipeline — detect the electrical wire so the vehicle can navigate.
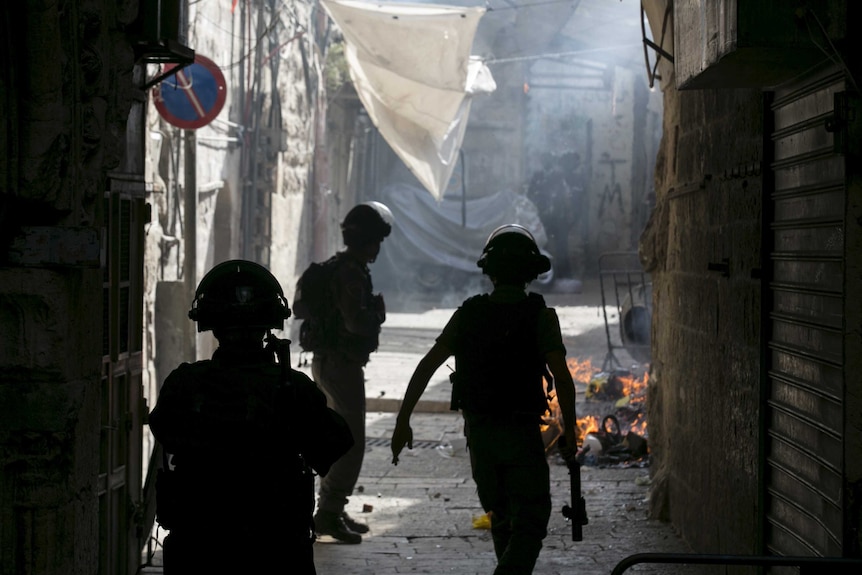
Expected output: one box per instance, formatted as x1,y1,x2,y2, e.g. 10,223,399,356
196,11,241,37
224,14,288,70
482,0,578,13
485,43,641,65
188,0,305,71
803,8,858,92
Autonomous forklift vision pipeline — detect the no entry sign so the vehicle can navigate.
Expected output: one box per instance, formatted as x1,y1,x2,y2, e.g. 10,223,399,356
153,54,227,130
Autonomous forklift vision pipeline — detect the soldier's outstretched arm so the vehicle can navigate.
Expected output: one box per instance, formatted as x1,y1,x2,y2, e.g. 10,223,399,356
391,341,451,464
547,349,579,456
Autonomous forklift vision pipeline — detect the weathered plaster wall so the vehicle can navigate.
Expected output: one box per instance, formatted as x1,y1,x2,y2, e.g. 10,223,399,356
643,66,763,553
0,1,138,573
268,1,319,298
142,1,322,386
589,67,652,257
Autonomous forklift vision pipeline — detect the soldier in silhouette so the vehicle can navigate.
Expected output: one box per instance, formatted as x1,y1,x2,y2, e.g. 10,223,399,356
392,225,579,575
149,260,353,574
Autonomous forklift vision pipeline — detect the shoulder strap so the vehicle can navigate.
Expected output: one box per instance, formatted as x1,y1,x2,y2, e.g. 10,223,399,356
323,254,343,293
527,291,547,308
461,293,490,309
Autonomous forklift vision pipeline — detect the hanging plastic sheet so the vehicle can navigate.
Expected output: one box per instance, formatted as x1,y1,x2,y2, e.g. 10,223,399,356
320,0,496,200
377,182,547,274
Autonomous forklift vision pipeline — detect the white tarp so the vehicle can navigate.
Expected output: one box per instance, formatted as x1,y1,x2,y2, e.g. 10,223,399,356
320,0,496,200
377,182,548,273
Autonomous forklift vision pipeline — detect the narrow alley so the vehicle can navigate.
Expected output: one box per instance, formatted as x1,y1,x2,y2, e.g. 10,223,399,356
142,280,693,574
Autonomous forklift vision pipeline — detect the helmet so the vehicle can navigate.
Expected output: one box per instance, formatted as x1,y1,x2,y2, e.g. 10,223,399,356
188,260,291,333
341,201,393,247
477,224,551,283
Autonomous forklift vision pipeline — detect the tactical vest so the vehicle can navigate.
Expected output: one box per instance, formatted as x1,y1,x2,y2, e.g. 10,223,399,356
151,357,352,532
450,292,548,416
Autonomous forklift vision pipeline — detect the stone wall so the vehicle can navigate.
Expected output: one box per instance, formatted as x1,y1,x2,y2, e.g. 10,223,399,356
643,69,764,553
0,1,139,573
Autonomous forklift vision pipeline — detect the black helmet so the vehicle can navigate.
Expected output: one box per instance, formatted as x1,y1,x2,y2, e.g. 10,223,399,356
188,260,291,333
341,201,393,247
477,224,551,283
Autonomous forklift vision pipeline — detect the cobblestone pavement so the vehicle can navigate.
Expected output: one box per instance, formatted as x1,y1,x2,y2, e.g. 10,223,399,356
309,411,692,575
142,280,696,574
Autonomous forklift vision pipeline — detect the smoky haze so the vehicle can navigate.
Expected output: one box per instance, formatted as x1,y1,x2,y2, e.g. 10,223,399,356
357,0,657,312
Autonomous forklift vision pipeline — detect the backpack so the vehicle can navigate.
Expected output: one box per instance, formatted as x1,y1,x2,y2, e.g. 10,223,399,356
293,256,341,352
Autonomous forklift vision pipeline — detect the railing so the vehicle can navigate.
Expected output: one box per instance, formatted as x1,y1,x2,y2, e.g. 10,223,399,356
597,251,651,371
611,552,862,575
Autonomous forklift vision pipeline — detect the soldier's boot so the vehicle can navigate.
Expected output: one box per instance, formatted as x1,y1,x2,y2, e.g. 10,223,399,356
341,511,369,534
313,510,362,544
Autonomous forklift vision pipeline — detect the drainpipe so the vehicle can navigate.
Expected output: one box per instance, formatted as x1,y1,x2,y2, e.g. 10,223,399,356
312,96,328,262
184,129,197,361
460,148,467,227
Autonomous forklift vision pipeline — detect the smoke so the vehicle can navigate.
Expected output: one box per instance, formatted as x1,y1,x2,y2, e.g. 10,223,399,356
363,0,658,310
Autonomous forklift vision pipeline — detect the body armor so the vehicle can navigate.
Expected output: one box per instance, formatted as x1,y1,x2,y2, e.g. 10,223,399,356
451,292,548,416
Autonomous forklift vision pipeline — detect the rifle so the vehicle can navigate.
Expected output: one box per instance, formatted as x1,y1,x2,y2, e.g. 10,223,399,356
265,332,292,384
559,435,588,541
265,332,315,514
265,331,353,478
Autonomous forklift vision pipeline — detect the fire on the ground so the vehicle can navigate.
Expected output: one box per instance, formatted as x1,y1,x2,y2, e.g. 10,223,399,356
541,358,649,466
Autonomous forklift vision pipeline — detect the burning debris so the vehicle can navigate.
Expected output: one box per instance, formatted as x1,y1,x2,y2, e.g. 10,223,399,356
578,414,648,467
543,358,650,468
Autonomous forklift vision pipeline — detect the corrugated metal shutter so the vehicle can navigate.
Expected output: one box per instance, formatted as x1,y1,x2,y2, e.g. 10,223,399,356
765,64,846,557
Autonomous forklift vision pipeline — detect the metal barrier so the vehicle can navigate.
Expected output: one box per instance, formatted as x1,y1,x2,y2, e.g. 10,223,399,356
597,251,651,370
611,552,862,575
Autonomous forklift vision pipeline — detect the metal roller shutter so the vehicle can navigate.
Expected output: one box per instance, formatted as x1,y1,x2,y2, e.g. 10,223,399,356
765,64,847,558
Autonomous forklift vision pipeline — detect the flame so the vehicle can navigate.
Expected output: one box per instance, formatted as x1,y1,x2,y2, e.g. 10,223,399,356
567,357,596,384
615,370,650,399
577,415,600,437
627,411,648,436
569,358,650,440
543,358,651,457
